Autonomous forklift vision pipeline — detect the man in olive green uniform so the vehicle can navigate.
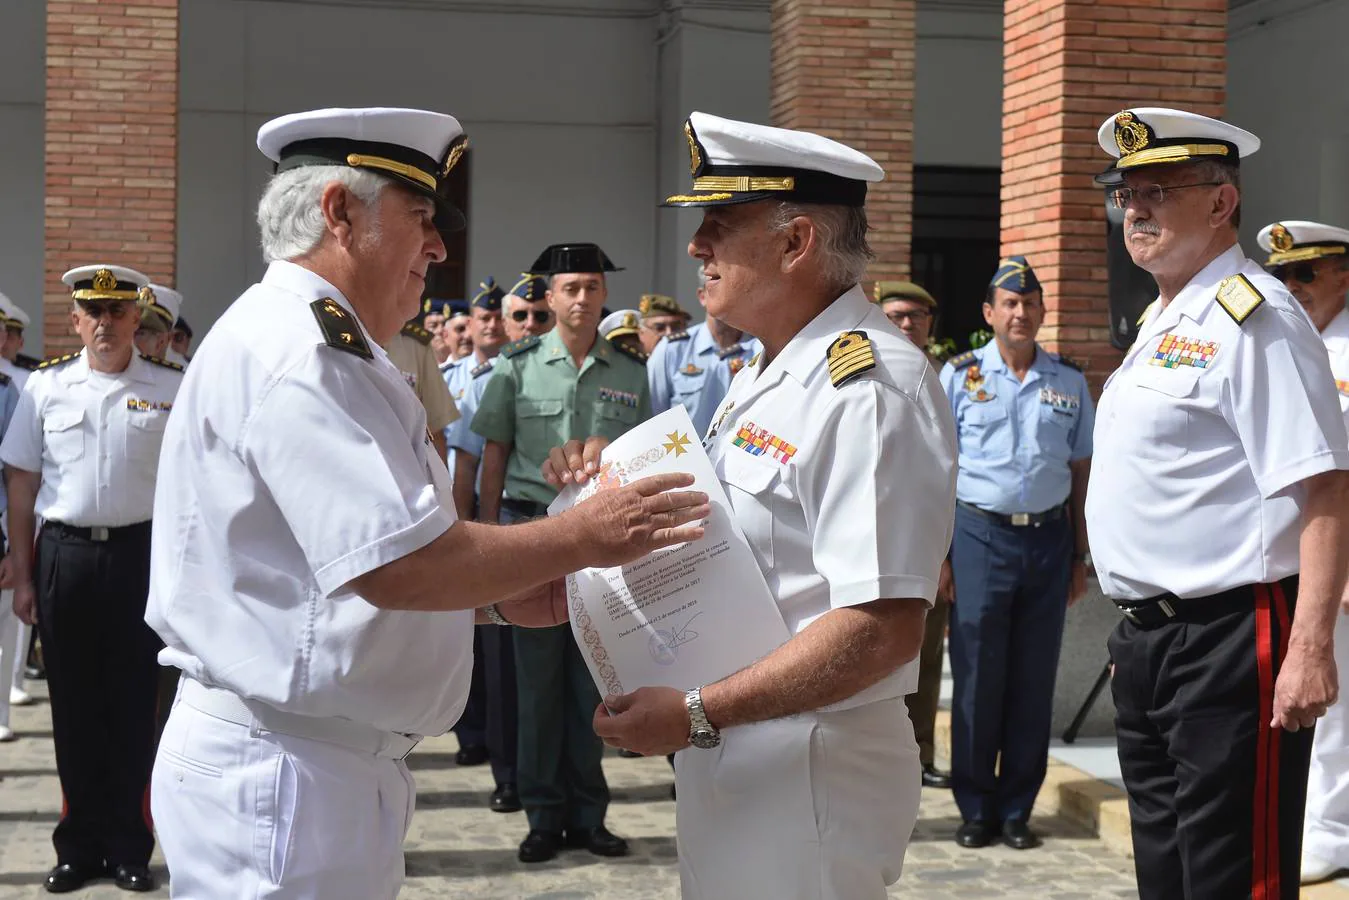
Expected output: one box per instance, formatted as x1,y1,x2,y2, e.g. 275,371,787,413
472,242,649,864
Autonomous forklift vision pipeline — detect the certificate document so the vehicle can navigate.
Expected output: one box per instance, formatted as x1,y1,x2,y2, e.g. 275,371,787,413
548,406,791,698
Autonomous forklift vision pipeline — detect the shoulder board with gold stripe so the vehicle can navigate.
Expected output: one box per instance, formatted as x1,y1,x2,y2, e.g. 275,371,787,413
499,336,541,359
401,321,432,346
947,350,978,371
0,370,11,387
13,354,39,372
470,360,494,379
310,297,372,361
1053,353,1082,372
665,331,690,343
611,340,649,365
827,330,876,388
1215,274,1265,325
140,354,184,372
38,352,80,371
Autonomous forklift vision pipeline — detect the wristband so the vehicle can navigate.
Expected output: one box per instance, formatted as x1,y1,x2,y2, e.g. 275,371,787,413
485,603,511,626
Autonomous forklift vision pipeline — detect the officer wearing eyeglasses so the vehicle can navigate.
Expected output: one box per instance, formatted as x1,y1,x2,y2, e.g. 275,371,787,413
637,292,691,353
503,274,555,343
938,256,1094,853
0,265,183,893
1256,220,1349,886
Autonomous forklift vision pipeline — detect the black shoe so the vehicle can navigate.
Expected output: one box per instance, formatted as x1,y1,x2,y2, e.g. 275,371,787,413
490,783,521,813
617,748,642,758
455,745,489,766
921,763,952,789
43,863,101,893
518,829,562,863
1001,818,1041,850
955,820,997,848
564,825,629,857
24,664,44,680
110,864,156,892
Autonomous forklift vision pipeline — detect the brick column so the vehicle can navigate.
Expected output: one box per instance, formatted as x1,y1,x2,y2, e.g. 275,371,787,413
1001,0,1226,387
770,0,915,285
44,0,179,355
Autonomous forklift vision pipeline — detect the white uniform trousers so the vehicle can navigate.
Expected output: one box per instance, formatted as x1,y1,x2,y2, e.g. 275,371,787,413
0,590,17,727
1305,610,1349,869
152,696,416,899
675,696,920,900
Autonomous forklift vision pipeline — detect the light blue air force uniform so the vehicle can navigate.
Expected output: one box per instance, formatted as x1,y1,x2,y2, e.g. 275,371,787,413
441,355,477,470
647,322,759,436
444,357,494,490
938,341,1094,515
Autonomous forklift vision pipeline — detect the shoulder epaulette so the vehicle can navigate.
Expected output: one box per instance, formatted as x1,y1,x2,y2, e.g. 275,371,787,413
14,354,39,372
499,336,541,359
611,340,649,365
1054,353,1083,372
400,321,432,346
310,297,372,360
1215,274,1266,325
471,360,494,379
827,330,876,388
37,352,80,371
140,354,185,372
0,370,11,387
665,330,691,343
947,350,978,371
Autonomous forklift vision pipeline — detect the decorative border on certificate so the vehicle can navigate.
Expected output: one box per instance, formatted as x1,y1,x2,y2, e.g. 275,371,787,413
569,574,624,697
574,446,668,504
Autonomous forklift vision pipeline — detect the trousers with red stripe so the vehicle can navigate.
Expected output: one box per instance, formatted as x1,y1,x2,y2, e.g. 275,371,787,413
1108,576,1311,900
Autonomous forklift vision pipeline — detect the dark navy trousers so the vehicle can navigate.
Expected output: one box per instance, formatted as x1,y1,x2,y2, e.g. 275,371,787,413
948,502,1071,824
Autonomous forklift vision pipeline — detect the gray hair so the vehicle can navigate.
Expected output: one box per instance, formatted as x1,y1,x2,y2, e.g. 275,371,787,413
1185,159,1241,229
256,165,389,262
770,202,874,288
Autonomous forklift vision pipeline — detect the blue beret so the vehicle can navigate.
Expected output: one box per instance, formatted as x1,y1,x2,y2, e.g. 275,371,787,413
989,256,1041,295
472,277,505,311
509,273,548,302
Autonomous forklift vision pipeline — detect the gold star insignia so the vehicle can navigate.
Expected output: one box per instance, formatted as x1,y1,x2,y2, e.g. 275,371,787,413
663,431,692,457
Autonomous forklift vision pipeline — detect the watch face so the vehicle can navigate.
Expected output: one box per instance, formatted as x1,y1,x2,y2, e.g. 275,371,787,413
690,729,721,750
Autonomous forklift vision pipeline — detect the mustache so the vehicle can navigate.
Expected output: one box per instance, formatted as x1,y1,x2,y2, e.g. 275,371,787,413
1129,221,1161,237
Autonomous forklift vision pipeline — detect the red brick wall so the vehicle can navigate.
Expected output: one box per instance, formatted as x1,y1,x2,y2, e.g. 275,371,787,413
1001,0,1226,388
770,0,915,286
44,0,178,355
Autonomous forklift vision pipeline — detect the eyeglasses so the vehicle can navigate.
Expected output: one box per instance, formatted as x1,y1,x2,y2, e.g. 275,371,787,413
642,320,681,334
886,309,932,324
1109,182,1224,209
1278,262,1320,285
510,310,552,324
77,300,133,320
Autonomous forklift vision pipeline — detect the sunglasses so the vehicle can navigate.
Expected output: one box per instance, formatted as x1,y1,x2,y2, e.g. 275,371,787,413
1278,262,1319,285
510,310,552,324
77,300,133,320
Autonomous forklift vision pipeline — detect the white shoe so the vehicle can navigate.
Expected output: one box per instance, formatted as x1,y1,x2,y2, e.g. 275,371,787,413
8,688,32,706
1302,852,1343,884
0,725,14,742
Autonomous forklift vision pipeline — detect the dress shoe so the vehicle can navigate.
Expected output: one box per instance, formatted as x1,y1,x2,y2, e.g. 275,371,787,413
111,864,156,892
0,725,14,742
564,825,629,857
43,863,101,893
1001,818,1041,850
518,829,562,863
921,763,951,789
1302,851,1346,884
954,820,997,848
24,664,44,680
454,744,489,766
489,783,521,813
617,748,642,758
10,687,33,706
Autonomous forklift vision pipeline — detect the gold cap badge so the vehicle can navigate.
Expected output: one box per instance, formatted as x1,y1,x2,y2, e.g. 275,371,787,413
1114,112,1152,156
1269,223,1294,253
92,268,117,293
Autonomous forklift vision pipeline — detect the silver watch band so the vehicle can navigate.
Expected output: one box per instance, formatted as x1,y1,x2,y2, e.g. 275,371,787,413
484,603,511,626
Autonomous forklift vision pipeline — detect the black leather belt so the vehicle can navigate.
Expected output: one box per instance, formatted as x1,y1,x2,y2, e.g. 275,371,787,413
43,520,151,543
1113,583,1261,630
500,498,548,519
956,500,1067,528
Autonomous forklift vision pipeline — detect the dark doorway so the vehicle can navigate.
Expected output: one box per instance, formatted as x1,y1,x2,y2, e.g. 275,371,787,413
424,151,470,303
910,166,1000,353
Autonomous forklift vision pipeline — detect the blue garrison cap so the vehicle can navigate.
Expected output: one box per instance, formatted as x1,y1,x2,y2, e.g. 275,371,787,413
472,277,505,311
989,256,1041,295
424,297,469,318
509,273,548,302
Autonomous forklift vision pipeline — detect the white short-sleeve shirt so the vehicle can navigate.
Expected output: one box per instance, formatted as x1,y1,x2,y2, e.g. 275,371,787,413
703,286,957,707
1321,307,1349,436
145,261,472,737
1086,244,1349,601
0,350,182,527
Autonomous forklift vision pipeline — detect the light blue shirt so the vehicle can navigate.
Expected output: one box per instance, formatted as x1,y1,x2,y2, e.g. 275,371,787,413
0,376,17,517
647,322,760,436
443,355,493,489
938,341,1094,515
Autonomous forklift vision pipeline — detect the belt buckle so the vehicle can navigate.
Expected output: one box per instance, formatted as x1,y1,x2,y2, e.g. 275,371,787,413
1120,606,1140,625
90,526,109,542
1010,513,1030,526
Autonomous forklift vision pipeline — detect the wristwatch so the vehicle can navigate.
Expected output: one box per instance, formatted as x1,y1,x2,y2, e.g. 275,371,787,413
685,687,721,749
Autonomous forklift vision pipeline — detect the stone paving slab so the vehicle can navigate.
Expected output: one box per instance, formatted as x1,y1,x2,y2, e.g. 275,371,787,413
0,683,1141,898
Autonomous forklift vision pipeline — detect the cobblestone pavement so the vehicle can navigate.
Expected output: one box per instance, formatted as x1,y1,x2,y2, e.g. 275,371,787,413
0,684,1139,898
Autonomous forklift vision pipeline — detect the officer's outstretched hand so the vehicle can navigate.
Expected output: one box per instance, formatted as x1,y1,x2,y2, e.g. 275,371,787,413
495,579,569,628
543,437,610,487
567,473,710,570
1272,645,1338,732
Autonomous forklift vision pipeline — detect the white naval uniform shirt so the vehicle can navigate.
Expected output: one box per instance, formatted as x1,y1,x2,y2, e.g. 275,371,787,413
1086,244,1349,601
0,350,182,527
144,261,473,738
703,285,957,705
0,357,31,393
1322,307,1349,434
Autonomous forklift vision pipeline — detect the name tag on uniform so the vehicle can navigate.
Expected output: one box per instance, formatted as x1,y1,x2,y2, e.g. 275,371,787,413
1039,387,1079,414
598,387,639,408
1150,333,1218,370
733,421,797,464
126,398,172,412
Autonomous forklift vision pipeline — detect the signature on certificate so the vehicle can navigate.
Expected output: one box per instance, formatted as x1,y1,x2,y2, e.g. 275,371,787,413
648,611,703,666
